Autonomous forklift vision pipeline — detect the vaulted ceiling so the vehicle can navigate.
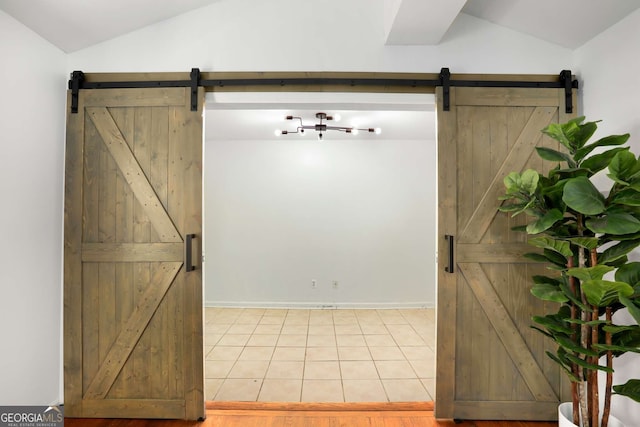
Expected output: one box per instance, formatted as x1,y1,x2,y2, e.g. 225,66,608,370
1,0,638,53
2,0,637,142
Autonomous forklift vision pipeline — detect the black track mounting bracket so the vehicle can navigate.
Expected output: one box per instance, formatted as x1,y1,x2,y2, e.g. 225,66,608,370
69,70,85,114
439,67,451,111
190,68,201,112
559,69,577,114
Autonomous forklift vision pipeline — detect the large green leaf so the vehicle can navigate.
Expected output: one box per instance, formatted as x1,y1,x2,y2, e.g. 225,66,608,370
541,117,596,152
565,352,613,372
499,201,530,212
575,133,630,162
615,262,640,287
609,188,640,207
544,248,569,268
532,313,573,334
560,280,591,311
523,252,552,263
610,325,640,357
620,295,640,324
503,169,539,196
542,120,580,151
555,334,599,356
608,255,630,269
528,237,573,258
546,350,580,382
566,318,606,326
526,209,563,234
535,147,576,167
498,199,535,216
608,150,640,184
548,168,591,179
567,118,599,149
581,279,634,306
581,147,630,174
587,213,640,235
532,275,562,285
603,325,639,334
567,237,599,250
562,176,605,214
566,265,615,282
593,344,640,354
599,239,640,264
531,283,569,303
613,379,640,403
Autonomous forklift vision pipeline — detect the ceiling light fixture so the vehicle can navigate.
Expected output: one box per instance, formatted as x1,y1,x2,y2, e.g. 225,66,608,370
274,112,381,140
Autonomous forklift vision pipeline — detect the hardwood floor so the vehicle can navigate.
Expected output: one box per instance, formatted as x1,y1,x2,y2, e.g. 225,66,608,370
65,402,557,426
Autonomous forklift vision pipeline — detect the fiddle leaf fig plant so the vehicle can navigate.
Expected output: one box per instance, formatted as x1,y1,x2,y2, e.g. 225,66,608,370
499,117,640,426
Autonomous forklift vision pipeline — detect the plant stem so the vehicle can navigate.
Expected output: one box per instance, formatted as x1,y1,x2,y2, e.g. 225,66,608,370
590,249,599,427
602,307,613,427
577,215,590,427
567,256,581,425
591,305,599,427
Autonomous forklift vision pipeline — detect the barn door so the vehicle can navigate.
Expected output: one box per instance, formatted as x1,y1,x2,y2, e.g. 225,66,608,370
64,87,204,419
435,86,576,420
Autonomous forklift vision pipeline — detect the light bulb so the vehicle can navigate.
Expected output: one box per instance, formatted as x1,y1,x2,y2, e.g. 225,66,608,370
352,128,359,135
274,129,282,136
333,114,341,122
375,127,382,135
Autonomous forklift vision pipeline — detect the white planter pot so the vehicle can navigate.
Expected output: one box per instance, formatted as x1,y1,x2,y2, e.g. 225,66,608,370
558,402,625,427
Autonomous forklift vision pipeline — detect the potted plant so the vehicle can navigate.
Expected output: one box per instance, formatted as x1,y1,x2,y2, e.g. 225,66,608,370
499,117,640,426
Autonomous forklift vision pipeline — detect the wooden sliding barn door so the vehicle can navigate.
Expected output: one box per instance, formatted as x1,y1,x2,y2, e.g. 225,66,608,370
64,87,205,419
435,86,576,420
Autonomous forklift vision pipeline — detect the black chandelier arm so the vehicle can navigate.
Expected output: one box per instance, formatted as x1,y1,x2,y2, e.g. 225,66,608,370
277,112,380,137
286,116,304,126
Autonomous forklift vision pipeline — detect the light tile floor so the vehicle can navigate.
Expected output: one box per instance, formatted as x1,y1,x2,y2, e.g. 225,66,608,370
204,307,436,402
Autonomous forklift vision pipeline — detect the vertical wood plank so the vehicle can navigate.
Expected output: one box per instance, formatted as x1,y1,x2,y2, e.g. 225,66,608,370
179,88,205,420
483,107,508,245
167,102,187,409
98,132,117,369
82,114,101,395
152,106,173,399
132,105,152,399
435,87,457,418
110,107,135,398
456,106,473,232
137,105,164,400
64,90,85,415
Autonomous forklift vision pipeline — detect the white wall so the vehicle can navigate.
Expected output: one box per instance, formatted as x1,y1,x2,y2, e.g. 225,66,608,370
204,134,436,308
66,0,572,74
575,9,640,425
0,10,66,405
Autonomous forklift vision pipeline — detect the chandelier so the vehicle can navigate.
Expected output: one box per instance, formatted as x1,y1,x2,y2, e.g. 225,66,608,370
274,112,381,140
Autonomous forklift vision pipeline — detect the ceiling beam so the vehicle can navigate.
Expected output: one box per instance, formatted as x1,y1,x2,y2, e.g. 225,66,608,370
384,0,467,45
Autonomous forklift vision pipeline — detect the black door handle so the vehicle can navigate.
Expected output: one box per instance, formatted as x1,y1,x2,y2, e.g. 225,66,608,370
185,234,197,272
445,235,454,273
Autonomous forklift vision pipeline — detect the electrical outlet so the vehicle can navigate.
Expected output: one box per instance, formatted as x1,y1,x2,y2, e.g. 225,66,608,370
332,280,339,289
311,280,317,288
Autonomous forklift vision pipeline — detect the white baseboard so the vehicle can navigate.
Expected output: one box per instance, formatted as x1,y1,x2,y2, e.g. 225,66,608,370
204,300,435,309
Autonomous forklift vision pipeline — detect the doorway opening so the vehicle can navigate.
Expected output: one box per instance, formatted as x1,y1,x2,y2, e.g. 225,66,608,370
201,91,438,402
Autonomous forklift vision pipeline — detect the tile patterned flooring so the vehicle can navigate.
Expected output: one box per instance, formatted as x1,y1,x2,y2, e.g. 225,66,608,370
204,307,436,402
